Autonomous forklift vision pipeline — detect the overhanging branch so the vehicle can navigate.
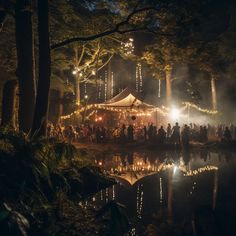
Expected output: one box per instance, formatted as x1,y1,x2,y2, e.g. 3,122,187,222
50,5,161,50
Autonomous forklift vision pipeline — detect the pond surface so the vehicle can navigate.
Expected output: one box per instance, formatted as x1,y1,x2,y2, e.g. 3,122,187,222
93,149,236,235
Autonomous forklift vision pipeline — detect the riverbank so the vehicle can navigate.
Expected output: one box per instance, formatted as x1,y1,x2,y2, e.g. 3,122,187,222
75,139,236,156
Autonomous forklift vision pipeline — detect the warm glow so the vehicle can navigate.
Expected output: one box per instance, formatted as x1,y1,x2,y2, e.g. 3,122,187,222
170,108,180,120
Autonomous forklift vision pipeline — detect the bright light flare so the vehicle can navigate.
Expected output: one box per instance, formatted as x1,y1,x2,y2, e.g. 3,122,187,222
173,165,178,174
170,108,180,120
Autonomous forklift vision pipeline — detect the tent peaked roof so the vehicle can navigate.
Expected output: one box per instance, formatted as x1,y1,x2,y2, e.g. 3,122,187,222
101,88,154,108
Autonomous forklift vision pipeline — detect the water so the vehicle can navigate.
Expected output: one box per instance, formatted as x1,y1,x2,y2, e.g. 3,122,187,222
93,150,236,235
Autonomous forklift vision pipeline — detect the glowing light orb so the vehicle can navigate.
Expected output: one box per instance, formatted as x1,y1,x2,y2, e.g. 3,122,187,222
170,108,180,120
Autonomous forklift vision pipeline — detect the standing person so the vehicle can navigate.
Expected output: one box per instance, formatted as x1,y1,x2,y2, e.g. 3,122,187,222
143,125,147,141
47,122,53,137
112,127,120,143
96,127,101,143
202,126,208,142
157,126,166,145
100,127,106,142
153,126,157,139
120,124,126,142
167,123,172,140
56,124,64,140
230,124,235,139
223,126,232,141
217,125,223,139
181,124,190,147
172,122,181,145
127,124,134,142
148,123,154,140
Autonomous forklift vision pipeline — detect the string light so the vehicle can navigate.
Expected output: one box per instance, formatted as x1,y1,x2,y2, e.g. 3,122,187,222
61,100,218,121
98,77,102,101
60,103,160,120
111,71,114,98
182,102,218,115
112,185,115,200
104,70,108,101
160,177,163,203
121,38,134,55
136,184,143,219
135,63,143,93
84,82,87,94
105,188,109,203
184,165,218,176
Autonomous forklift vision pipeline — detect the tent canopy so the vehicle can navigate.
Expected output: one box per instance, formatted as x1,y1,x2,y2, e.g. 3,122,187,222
100,88,154,109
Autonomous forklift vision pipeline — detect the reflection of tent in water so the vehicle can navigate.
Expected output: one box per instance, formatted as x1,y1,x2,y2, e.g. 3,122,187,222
110,162,173,186
109,161,219,186
115,171,157,186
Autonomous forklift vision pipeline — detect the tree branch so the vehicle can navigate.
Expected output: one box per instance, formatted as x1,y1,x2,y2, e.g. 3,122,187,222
51,5,161,50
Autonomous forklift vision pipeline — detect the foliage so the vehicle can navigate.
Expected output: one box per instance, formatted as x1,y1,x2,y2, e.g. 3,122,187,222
0,128,115,235
96,200,130,236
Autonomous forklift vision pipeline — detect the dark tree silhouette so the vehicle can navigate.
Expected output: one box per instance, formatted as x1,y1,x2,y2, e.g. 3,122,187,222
31,0,51,137
1,80,18,128
15,0,35,133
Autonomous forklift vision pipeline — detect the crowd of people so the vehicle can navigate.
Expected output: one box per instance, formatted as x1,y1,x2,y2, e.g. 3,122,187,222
47,122,236,145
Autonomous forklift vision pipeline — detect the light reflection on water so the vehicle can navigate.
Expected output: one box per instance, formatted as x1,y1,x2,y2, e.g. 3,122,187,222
93,150,236,235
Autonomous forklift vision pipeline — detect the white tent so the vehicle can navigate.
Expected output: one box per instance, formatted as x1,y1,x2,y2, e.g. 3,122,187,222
100,88,155,110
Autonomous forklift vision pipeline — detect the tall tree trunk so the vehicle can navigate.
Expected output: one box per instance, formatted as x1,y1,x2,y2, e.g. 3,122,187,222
0,0,6,32
1,80,18,128
74,47,81,105
31,0,51,137
75,75,81,105
211,76,217,110
165,64,172,107
58,89,64,123
15,0,35,133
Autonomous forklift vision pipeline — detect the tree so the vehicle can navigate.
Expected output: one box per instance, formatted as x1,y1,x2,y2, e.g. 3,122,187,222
142,0,233,109
15,0,35,133
1,79,18,127
31,0,51,136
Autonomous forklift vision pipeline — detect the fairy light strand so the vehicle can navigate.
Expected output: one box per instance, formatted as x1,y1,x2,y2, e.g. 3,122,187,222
182,102,218,115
